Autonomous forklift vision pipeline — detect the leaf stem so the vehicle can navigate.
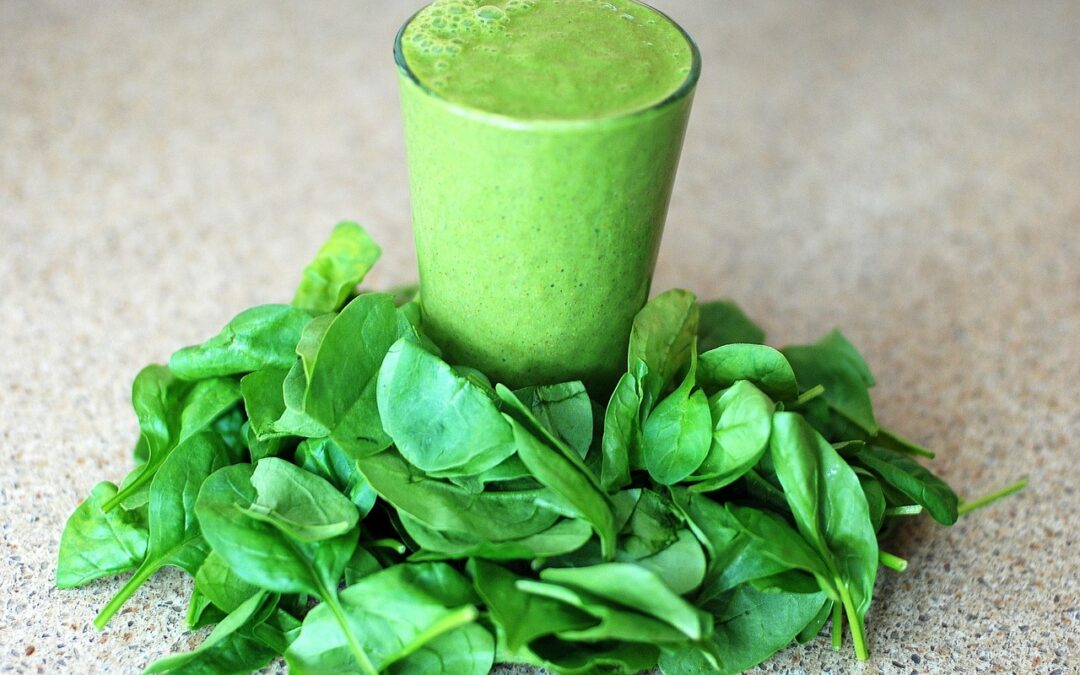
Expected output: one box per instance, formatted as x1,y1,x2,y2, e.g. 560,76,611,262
830,602,843,651
876,428,936,459
878,551,908,572
958,477,1028,516
320,588,378,675
835,580,869,660
795,384,825,406
94,560,159,630
884,504,923,517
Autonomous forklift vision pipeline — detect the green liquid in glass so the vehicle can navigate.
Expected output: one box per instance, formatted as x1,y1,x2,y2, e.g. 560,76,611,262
396,0,698,390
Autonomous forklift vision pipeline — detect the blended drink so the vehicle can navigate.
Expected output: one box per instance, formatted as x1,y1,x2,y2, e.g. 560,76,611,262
396,0,698,390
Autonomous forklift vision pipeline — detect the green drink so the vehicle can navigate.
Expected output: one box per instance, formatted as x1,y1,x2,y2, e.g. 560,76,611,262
396,0,699,390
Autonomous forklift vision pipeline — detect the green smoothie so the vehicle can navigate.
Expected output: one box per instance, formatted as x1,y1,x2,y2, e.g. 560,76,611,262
396,0,698,390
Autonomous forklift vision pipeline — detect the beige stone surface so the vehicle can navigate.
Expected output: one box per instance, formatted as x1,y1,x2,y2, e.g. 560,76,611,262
2,1,1078,673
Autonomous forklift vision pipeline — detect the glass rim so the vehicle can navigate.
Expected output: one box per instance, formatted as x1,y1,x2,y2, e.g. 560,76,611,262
393,1,702,129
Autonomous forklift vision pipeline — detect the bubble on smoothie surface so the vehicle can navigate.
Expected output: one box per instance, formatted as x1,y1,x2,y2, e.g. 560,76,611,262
400,0,693,120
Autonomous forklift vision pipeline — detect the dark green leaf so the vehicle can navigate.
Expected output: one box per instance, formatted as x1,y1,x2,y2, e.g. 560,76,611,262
356,450,561,542
600,360,647,492
697,299,767,351
505,416,617,560
296,437,377,516
145,591,278,674
856,446,958,525
659,585,826,675
782,333,878,434
285,563,489,674
769,412,878,658
539,563,711,640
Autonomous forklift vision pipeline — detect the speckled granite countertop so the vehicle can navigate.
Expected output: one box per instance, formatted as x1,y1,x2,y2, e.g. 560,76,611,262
2,1,1077,673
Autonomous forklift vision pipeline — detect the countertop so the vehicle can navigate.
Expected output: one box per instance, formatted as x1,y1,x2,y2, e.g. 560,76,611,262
2,1,1077,673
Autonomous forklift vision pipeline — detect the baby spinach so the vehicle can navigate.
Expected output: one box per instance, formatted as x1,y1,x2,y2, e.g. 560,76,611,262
292,220,381,315
697,343,798,401
169,304,313,380
690,380,774,490
468,559,596,651
377,338,516,475
57,482,148,589
642,350,712,485
512,381,594,459
696,299,767,351
856,445,959,525
628,289,699,406
769,412,878,659
59,224,998,675
95,433,231,628
600,358,648,492
659,585,826,675
145,591,279,674
782,331,878,435
285,563,491,675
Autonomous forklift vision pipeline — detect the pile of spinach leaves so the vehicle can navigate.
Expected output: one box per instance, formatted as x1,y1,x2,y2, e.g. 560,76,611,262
57,222,1024,674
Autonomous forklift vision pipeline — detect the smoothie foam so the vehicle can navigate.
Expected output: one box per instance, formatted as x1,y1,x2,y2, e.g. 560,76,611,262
401,0,693,119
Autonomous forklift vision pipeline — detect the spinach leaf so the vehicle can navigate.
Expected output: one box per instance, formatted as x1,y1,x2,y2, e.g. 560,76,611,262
145,591,278,674
600,359,647,492
104,366,190,509
697,299,767,351
539,563,711,641
285,293,402,454
56,482,148,589
169,305,312,380
296,437,377,516
403,513,591,561
293,221,381,315
769,412,878,659
642,350,712,485
511,381,593,459
858,472,887,531
504,415,617,560
244,457,360,542
856,445,959,525
285,563,490,675
106,376,241,511
356,450,561,542
377,338,516,475
698,343,798,401
517,580,691,645
95,433,231,628
659,585,826,675
690,380,774,490
196,463,377,673
468,559,596,650
195,462,358,596
386,623,493,675
782,331,878,435
628,289,699,406
240,366,290,440
194,550,260,614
